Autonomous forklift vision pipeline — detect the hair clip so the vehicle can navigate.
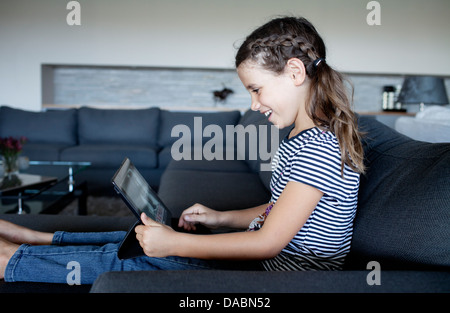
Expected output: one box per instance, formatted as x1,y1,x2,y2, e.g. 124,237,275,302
313,58,325,68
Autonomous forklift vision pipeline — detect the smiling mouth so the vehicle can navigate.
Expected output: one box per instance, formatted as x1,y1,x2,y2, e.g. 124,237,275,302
264,109,273,118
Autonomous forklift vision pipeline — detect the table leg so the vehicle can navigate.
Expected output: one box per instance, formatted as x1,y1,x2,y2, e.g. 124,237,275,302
77,181,88,215
68,166,74,192
17,192,23,214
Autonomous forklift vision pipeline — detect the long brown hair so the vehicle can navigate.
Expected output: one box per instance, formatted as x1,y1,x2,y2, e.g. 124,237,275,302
235,16,365,174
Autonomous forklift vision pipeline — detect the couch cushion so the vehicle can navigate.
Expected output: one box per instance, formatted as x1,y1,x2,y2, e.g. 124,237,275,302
159,143,244,170
158,146,174,169
60,144,158,168
166,159,251,173
77,107,160,146
158,110,241,148
160,143,251,173
346,117,450,270
0,106,77,145
158,169,270,217
21,143,72,161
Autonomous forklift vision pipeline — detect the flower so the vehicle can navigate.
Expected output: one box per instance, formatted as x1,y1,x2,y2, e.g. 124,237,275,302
0,136,27,157
0,136,27,174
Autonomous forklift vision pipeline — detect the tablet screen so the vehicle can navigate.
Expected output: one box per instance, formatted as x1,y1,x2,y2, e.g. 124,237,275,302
112,159,170,224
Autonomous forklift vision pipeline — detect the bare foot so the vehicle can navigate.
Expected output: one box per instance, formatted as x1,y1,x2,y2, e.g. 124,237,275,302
0,219,53,245
0,237,19,279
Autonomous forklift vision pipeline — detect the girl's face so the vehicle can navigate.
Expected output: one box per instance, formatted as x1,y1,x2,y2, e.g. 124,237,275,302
237,60,308,130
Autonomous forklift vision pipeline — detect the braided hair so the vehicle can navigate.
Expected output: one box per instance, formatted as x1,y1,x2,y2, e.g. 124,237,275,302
235,17,365,175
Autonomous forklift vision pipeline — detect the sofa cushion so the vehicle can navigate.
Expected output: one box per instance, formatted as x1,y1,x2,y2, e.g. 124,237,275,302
158,110,242,148
158,169,270,217
158,146,215,170
346,117,450,270
77,107,160,146
60,144,158,168
157,146,175,169
21,143,72,161
166,158,251,173
160,142,251,173
0,106,77,145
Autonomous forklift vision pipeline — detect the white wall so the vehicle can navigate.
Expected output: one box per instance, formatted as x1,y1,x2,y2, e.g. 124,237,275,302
1,0,449,111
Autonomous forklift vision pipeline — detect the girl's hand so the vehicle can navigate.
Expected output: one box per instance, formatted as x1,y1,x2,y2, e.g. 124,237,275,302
135,213,176,258
178,203,223,231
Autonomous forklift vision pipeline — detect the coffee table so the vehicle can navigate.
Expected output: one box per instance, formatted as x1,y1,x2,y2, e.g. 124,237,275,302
0,160,91,215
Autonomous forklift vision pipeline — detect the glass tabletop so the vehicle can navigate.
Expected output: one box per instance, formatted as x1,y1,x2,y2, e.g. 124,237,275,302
0,159,91,214
28,160,91,176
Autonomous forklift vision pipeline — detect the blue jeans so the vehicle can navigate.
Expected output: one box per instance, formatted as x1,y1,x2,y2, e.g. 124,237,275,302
4,231,256,284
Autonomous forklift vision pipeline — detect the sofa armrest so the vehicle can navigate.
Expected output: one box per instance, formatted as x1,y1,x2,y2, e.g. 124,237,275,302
0,214,135,233
90,270,450,293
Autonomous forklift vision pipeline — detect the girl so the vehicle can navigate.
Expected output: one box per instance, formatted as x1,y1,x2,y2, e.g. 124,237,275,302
0,16,365,284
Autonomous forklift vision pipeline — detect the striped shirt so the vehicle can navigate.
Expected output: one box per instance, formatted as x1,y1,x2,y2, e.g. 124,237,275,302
250,127,360,271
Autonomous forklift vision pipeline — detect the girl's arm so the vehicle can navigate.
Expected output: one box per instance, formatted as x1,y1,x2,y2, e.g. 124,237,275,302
136,181,323,260
178,203,269,231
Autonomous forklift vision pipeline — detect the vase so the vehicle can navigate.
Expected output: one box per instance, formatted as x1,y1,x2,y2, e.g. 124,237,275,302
3,154,19,178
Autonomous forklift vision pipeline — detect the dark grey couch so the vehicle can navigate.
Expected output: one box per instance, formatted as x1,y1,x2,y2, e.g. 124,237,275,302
0,106,242,193
0,106,449,293
117,110,450,293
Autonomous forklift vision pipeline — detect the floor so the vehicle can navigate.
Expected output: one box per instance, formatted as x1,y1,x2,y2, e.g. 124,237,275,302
60,196,133,216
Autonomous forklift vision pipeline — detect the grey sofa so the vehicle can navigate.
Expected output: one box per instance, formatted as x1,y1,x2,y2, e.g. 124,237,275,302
0,106,449,294
0,105,242,193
